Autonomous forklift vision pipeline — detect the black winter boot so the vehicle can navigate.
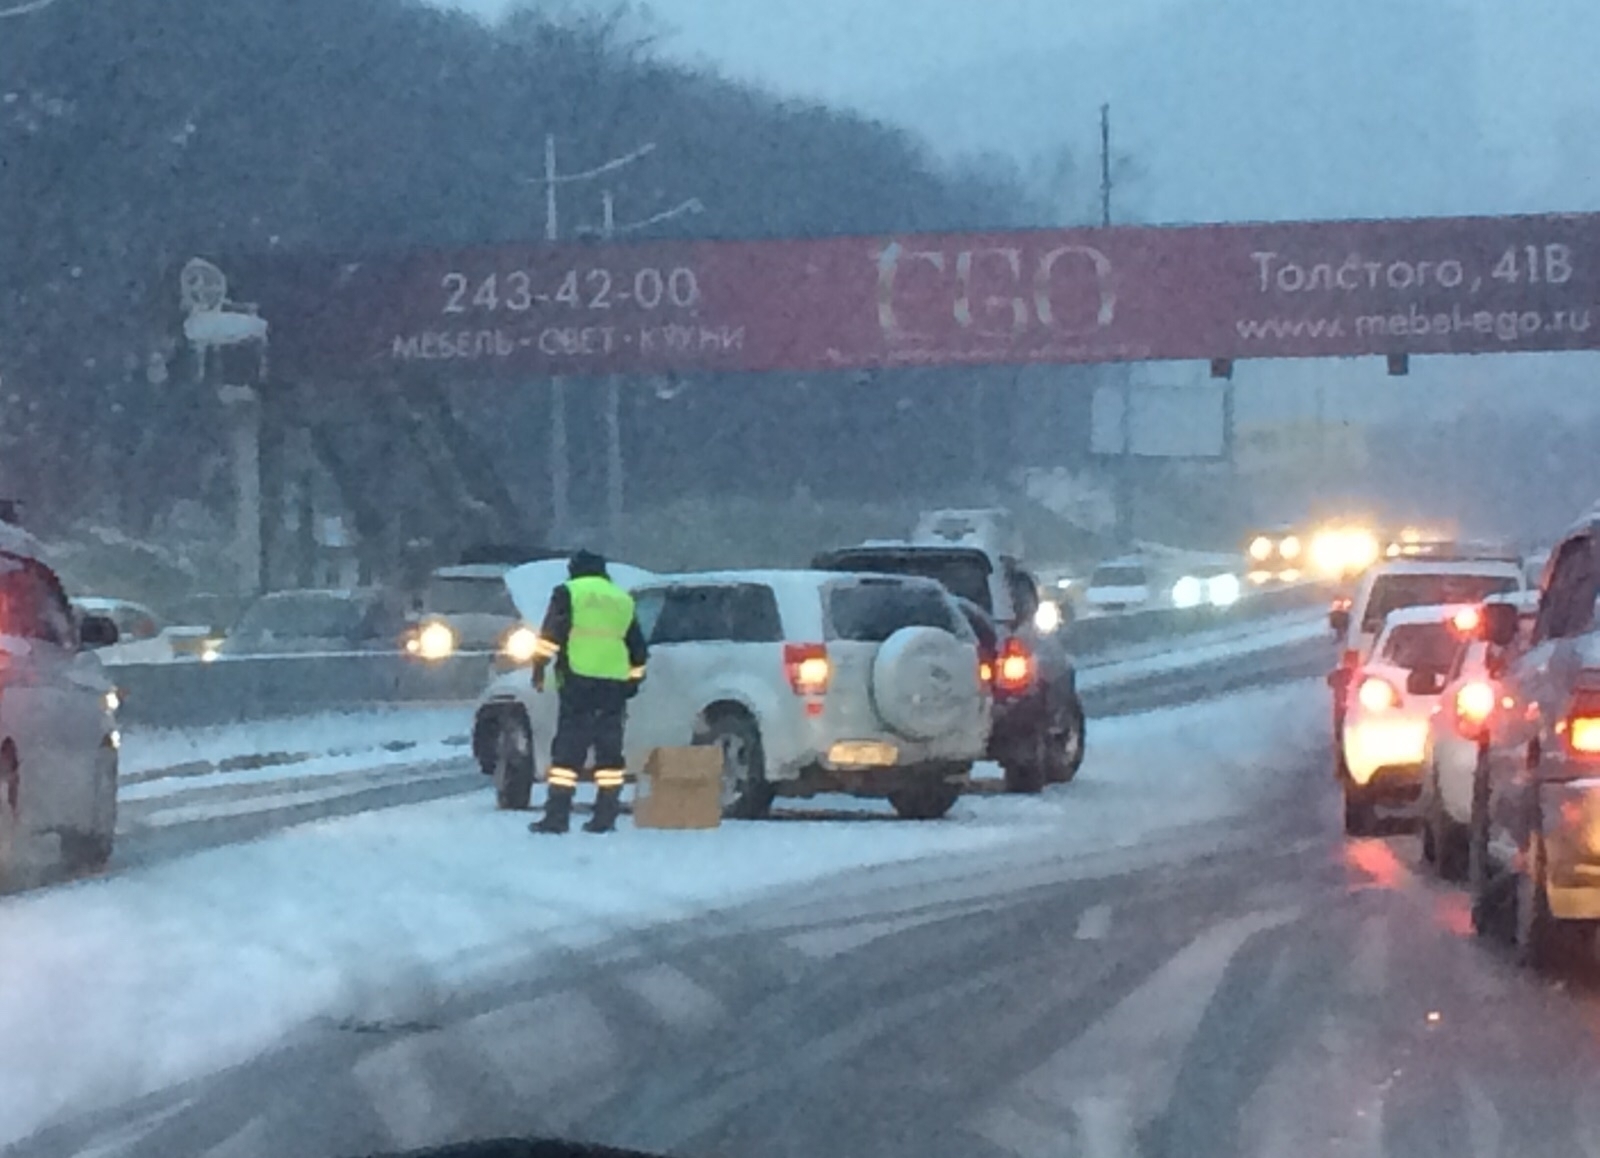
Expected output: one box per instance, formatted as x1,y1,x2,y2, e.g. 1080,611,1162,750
531,785,574,834
584,787,622,834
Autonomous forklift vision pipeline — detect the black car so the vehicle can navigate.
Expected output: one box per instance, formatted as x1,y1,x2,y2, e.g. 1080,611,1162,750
813,543,1086,794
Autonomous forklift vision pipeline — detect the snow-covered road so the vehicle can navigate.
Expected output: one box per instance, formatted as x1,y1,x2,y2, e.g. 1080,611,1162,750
0,680,1323,1148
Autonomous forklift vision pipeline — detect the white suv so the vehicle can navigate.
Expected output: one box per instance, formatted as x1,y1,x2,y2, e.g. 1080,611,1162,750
474,570,990,821
0,524,122,885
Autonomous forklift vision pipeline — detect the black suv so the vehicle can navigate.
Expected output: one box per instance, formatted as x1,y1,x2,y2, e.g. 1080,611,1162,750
813,543,1085,793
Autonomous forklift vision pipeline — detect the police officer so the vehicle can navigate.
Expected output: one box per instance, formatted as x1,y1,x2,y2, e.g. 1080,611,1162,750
529,550,648,835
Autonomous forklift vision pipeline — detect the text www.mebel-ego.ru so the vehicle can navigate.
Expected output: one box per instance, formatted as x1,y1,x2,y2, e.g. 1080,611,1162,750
1236,303,1594,345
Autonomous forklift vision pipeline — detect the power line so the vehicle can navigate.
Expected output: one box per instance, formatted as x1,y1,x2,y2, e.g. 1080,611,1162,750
0,0,67,19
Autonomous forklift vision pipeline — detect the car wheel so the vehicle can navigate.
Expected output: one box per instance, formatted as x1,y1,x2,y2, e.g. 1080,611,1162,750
1427,771,1469,883
1004,756,1046,796
697,711,773,821
0,744,18,889
1468,753,1504,939
1342,784,1376,836
490,710,535,812
63,744,116,874
1046,700,1087,785
1514,838,1589,970
889,773,961,821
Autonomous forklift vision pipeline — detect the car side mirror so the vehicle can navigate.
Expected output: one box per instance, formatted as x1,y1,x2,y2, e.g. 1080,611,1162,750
1329,607,1351,634
1482,602,1519,648
79,615,120,650
1406,667,1447,696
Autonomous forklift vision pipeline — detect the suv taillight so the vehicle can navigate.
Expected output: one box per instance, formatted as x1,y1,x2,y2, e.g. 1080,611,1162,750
1564,688,1600,757
784,643,831,696
994,638,1034,695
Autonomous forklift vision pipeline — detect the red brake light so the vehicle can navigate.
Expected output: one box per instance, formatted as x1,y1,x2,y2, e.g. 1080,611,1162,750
994,639,1034,694
1451,607,1482,637
1565,689,1600,756
1357,676,1400,713
784,643,830,696
1342,648,1361,670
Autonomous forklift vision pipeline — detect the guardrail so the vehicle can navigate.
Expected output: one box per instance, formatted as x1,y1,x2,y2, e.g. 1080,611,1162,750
1066,581,1331,656
110,652,495,728
107,582,1333,728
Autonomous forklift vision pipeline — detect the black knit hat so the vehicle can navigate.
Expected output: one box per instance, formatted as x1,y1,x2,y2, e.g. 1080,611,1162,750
568,549,609,578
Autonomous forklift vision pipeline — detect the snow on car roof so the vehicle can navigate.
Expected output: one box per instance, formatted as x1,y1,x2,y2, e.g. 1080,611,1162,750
1368,558,1523,578
430,563,514,581
642,568,947,592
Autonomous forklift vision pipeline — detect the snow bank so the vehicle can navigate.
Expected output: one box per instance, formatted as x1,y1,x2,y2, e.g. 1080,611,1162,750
0,679,1323,1147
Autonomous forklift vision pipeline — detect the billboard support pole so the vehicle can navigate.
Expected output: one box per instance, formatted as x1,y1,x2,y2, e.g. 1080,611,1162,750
1102,103,1135,549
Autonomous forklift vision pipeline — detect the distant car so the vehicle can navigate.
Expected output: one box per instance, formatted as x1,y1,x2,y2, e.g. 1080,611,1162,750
1245,526,1305,585
216,589,408,657
1419,590,1540,880
402,563,521,663
474,570,990,821
1084,558,1152,614
1170,565,1243,611
1339,603,1477,835
69,597,214,664
812,541,1084,794
0,525,122,881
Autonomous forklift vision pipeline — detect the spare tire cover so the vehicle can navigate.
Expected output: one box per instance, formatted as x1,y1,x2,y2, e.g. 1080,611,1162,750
871,627,978,742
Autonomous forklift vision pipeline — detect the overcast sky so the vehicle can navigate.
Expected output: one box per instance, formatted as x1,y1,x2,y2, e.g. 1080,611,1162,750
444,0,1600,424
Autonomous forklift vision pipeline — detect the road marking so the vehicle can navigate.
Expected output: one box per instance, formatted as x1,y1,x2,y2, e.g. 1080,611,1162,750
1075,903,1113,941
970,905,1300,1158
620,963,725,1031
125,766,466,828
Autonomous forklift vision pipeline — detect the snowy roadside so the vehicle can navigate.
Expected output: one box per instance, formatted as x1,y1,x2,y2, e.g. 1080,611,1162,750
1,680,1323,1148
1077,610,1327,689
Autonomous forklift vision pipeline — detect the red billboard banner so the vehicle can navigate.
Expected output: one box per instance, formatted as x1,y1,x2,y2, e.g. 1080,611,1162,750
213,212,1600,380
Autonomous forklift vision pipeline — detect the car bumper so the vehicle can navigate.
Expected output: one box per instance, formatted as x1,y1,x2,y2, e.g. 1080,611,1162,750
1344,718,1429,790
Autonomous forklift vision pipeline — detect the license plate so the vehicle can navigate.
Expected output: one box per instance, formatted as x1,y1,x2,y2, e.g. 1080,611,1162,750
827,741,899,768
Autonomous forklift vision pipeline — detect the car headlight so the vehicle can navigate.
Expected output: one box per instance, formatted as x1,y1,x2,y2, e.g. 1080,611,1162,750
104,689,121,714
200,641,221,663
1033,600,1063,634
501,625,542,665
1207,573,1242,608
1280,536,1302,560
415,620,458,661
1172,576,1204,610
1249,537,1273,562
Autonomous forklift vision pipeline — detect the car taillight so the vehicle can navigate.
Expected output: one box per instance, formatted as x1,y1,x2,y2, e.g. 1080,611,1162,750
979,660,994,685
994,638,1034,694
1452,607,1482,637
1342,648,1362,671
1454,680,1496,737
1357,676,1400,713
1564,689,1600,756
784,643,831,696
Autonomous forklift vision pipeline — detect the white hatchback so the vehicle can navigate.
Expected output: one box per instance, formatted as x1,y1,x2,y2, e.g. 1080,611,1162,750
475,569,991,821
0,525,122,885
1341,603,1475,834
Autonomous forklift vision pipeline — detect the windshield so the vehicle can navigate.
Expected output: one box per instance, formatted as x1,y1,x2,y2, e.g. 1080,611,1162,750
13,2,1600,1155
423,577,516,617
1381,621,1466,672
1092,566,1148,586
1362,573,1521,632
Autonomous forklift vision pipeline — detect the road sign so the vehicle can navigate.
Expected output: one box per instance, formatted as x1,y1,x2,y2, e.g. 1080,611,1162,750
200,212,1600,380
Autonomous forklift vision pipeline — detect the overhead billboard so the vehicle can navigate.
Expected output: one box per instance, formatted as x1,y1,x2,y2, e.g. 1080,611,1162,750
195,212,1600,380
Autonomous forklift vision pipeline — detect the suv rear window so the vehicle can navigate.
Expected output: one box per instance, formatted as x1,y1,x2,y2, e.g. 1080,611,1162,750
649,584,783,644
813,550,994,613
826,580,963,643
1362,573,1519,633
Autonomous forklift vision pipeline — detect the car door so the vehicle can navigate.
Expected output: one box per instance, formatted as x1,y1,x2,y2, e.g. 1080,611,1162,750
622,586,700,770
0,555,109,838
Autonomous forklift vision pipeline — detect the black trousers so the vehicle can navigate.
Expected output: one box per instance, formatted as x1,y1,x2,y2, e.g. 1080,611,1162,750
547,674,629,791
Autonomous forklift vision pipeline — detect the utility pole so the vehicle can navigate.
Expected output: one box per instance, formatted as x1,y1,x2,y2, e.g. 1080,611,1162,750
1101,103,1135,549
585,187,704,553
527,134,662,547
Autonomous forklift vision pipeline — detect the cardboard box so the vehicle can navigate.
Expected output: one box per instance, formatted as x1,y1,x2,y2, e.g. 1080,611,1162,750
633,747,723,830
